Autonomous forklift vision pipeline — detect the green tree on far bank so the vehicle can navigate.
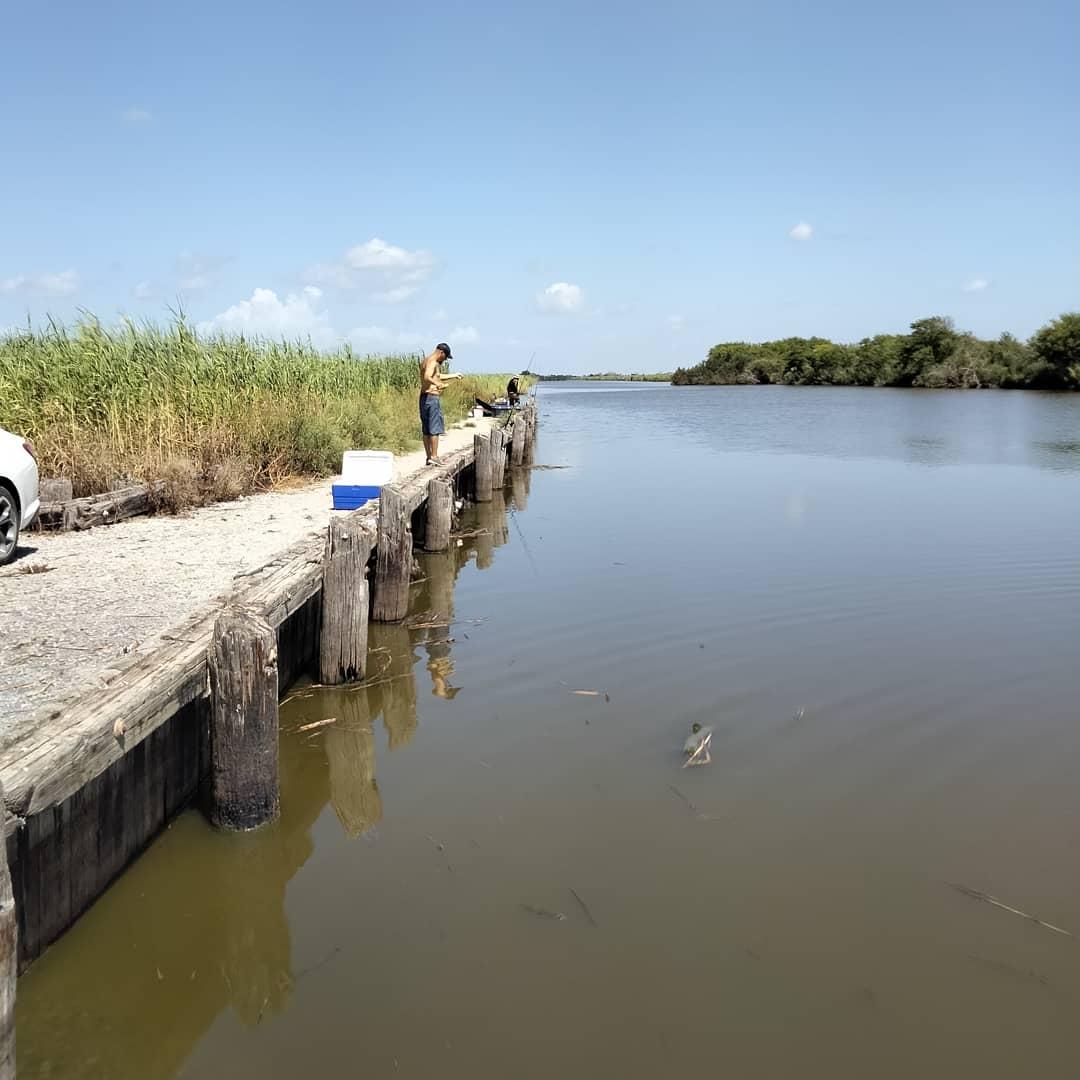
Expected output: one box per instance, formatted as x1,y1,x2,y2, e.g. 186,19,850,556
1030,312,1080,388
671,312,1080,391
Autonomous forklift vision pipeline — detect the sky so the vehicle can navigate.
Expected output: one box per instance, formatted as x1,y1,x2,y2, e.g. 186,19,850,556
1,0,1077,373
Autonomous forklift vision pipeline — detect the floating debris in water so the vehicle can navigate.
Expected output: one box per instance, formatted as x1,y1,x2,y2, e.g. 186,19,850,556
521,904,567,922
948,883,1073,937
569,887,599,928
668,784,722,821
296,717,336,733
682,723,713,767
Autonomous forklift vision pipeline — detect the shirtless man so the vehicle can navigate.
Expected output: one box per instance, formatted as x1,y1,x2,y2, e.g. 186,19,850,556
419,342,463,465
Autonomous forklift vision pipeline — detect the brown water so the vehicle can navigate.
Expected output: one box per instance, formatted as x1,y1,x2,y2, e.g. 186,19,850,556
18,384,1080,1078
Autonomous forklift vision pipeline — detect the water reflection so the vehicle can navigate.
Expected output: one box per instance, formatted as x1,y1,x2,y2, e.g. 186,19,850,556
17,738,331,1079
324,690,381,838
16,495,519,1080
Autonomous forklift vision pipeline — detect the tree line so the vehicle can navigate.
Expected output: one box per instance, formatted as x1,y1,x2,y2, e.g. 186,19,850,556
671,313,1080,390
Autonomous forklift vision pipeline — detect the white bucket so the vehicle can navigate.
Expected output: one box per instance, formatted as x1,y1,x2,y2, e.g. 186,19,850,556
340,450,394,486
470,406,484,419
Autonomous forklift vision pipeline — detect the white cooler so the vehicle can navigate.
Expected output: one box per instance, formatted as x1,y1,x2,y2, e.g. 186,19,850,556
332,450,394,509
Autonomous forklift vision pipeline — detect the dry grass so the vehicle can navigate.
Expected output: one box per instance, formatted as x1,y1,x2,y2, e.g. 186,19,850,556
0,316,515,507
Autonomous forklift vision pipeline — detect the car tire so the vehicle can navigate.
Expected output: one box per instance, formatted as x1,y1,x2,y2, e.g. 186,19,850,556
0,483,20,566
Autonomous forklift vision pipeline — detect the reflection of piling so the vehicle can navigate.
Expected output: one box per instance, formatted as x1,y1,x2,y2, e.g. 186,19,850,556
510,466,531,512
208,610,280,830
424,477,453,552
368,622,418,749
319,518,374,684
0,780,15,1080
325,693,382,838
474,491,508,570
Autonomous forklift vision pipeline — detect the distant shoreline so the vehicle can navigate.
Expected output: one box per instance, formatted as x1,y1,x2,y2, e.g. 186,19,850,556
536,373,671,383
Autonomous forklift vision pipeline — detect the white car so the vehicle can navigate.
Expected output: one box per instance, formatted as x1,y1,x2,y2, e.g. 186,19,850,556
0,427,40,565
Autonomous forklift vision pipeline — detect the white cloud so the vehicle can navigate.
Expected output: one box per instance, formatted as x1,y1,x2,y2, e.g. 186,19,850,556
788,222,813,241
176,252,230,293
963,277,990,292
371,284,421,305
346,322,480,350
197,286,334,343
0,269,80,296
667,314,686,333
307,238,437,304
537,282,584,314
123,106,152,124
430,308,449,322
133,281,157,301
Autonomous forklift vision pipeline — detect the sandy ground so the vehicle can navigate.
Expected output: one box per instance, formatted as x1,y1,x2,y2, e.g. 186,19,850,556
0,420,490,738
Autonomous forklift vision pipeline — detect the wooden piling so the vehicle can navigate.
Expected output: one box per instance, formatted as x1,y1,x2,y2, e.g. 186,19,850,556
373,484,412,622
424,477,453,552
524,404,537,463
474,434,494,502
207,610,280,830
0,782,15,1080
491,426,508,489
510,414,526,467
319,517,373,685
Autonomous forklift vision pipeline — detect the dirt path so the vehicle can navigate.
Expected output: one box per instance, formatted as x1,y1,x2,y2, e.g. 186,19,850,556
0,421,490,737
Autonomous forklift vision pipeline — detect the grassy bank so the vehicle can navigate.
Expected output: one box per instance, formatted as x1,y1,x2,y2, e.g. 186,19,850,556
0,318,511,505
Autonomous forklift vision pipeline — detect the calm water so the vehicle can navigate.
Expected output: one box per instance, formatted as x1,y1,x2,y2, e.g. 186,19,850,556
19,385,1080,1078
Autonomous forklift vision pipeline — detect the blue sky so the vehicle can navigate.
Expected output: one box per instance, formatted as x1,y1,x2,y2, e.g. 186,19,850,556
1,0,1076,373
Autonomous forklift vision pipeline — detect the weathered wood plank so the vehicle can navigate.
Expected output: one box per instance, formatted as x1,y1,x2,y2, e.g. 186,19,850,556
319,518,373,684
36,483,166,531
208,611,279,830
424,478,453,552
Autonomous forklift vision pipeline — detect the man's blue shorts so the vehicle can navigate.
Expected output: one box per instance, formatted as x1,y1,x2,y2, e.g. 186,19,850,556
419,393,445,436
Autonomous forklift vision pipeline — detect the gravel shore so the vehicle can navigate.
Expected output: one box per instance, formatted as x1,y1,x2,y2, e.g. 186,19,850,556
0,421,488,741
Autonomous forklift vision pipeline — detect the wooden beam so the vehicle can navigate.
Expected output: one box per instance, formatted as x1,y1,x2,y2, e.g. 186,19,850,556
207,610,279,830
510,413,526,467
371,485,411,623
474,433,494,502
319,517,374,684
424,477,453,552
491,426,508,490
36,483,166,531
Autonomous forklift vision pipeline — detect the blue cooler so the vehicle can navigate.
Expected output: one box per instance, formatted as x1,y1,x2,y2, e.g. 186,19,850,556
332,483,381,510
333,450,394,510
